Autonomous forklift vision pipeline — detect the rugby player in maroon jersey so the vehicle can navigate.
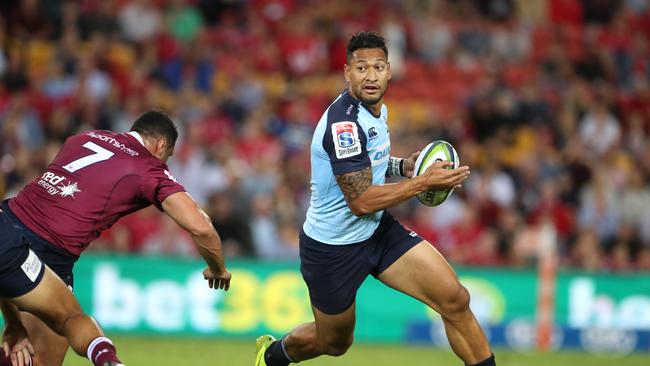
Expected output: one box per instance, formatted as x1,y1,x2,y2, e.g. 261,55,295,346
0,111,231,366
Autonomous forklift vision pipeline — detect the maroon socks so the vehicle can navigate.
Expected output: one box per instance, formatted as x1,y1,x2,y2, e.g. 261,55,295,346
87,337,122,366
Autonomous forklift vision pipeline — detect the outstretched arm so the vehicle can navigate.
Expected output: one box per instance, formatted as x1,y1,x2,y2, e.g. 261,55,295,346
162,192,230,290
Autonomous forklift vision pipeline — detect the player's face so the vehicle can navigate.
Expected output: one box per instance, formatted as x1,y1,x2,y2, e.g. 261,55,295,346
345,48,391,106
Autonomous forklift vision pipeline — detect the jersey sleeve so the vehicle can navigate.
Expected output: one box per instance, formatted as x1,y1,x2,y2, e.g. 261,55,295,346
140,164,186,210
323,120,370,175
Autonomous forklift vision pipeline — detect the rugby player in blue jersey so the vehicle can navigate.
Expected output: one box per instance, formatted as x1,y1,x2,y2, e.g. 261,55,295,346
255,32,495,366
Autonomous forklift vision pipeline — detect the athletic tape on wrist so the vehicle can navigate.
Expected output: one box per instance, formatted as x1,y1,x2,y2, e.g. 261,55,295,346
387,157,405,177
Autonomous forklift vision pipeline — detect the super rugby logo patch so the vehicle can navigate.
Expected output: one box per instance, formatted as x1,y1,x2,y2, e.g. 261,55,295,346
331,122,361,159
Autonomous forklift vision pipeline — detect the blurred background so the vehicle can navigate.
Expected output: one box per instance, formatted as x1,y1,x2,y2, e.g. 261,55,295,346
0,0,649,364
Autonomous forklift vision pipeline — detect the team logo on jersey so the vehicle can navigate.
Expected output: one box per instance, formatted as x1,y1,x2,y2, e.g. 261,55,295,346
368,127,378,140
331,122,361,159
37,171,82,199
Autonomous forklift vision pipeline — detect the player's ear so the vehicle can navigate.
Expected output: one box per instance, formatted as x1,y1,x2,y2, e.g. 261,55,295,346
344,64,350,83
387,62,391,81
157,138,168,154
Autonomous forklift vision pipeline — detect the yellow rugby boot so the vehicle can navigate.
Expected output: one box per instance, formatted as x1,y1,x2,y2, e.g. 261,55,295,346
255,335,276,366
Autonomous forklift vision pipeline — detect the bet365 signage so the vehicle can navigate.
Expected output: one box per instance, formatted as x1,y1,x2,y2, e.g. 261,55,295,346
69,255,650,341
84,259,312,335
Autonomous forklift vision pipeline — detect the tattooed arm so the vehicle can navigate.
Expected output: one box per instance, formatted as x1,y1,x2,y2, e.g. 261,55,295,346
336,162,471,216
336,167,374,204
336,167,422,216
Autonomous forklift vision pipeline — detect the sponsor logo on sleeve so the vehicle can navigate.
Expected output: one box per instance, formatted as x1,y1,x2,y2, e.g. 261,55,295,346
21,250,42,283
331,122,361,159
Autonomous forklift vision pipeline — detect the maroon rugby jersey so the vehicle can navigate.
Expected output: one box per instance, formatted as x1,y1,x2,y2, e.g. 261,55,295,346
8,130,185,256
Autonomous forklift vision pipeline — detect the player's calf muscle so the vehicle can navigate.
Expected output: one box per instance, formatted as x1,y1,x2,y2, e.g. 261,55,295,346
320,336,353,356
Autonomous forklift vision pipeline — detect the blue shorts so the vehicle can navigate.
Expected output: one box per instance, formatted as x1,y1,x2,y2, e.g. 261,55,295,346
300,211,423,315
0,208,46,298
0,201,77,293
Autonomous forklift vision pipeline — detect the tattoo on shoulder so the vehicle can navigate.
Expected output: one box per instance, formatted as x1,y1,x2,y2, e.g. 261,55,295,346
335,167,372,203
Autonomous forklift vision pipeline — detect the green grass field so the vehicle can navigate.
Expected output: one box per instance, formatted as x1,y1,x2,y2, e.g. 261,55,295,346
63,336,649,366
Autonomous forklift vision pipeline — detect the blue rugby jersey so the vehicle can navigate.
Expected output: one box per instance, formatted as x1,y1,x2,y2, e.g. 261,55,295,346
303,90,390,244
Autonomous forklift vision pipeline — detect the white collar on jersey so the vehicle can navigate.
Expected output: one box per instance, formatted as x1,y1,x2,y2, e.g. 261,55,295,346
127,131,145,147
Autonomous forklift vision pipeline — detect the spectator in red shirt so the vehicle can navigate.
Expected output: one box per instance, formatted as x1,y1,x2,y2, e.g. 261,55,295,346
549,0,584,27
276,12,328,77
528,179,575,244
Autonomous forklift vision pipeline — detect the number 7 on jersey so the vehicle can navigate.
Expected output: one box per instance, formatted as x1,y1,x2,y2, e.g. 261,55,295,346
62,142,115,173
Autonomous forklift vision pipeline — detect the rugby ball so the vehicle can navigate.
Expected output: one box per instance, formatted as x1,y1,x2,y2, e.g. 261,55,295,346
413,140,460,207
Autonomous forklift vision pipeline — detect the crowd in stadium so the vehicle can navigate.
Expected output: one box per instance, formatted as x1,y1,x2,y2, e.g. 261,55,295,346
0,0,649,271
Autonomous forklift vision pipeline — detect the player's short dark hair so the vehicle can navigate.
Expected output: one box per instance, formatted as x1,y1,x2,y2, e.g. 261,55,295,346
346,32,388,61
130,110,179,147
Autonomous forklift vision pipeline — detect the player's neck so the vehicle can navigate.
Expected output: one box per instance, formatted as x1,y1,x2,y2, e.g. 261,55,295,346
346,90,382,118
364,103,381,118
139,136,164,161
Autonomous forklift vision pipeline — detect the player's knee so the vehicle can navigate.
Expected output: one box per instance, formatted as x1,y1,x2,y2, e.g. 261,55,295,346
438,284,471,317
321,335,353,357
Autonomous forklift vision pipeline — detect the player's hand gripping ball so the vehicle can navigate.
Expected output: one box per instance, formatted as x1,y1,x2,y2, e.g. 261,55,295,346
412,140,460,207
